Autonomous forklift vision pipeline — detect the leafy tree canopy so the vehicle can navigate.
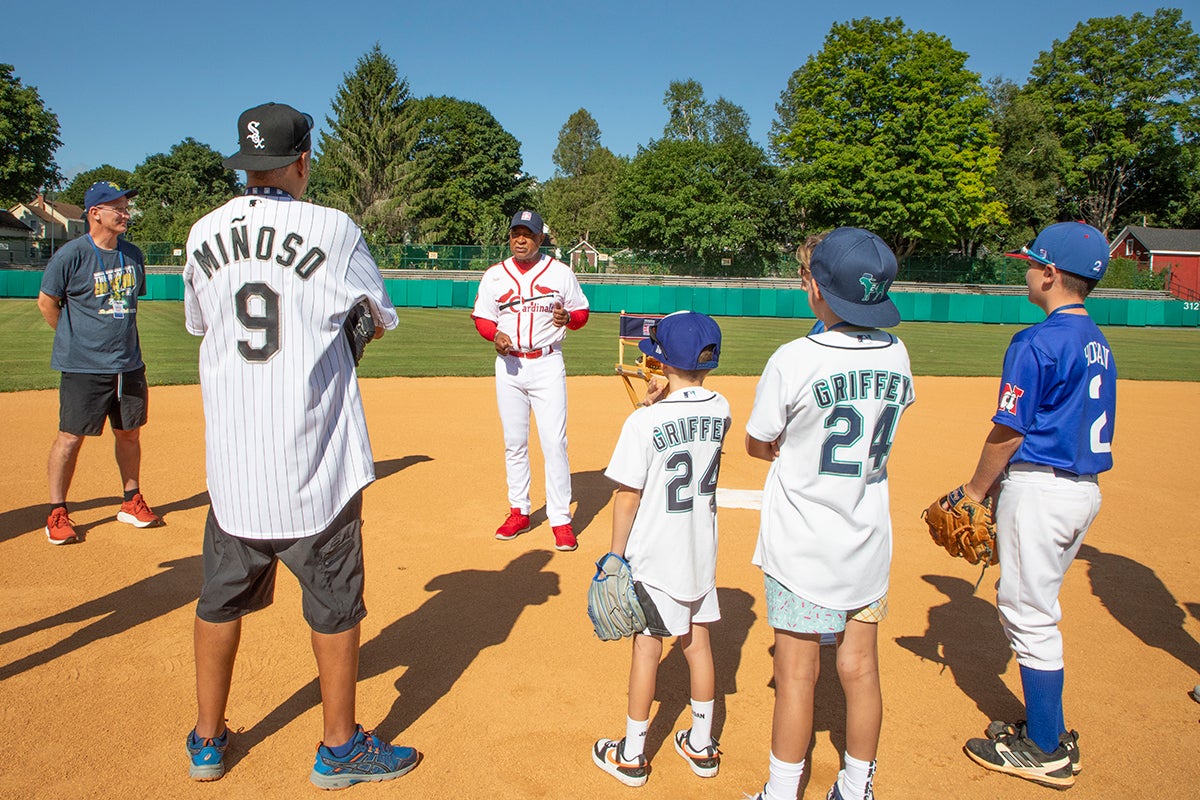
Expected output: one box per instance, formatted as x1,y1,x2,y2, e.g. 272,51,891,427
314,44,411,239
59,165,134,207
1028,7,1200,234
128,138,239,243
401,95,529,245
552,108,604,178
772,17,1003,257
0,65,61,205
543,108,625,246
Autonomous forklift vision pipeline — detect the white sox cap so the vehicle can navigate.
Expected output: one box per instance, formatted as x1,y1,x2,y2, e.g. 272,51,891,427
223,102,314,171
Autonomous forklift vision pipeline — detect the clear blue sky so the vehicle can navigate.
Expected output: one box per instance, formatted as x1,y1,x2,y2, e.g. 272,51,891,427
7,0,1193,187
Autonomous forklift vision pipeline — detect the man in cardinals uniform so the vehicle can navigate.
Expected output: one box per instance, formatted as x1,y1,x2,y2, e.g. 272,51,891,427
472,210,589,551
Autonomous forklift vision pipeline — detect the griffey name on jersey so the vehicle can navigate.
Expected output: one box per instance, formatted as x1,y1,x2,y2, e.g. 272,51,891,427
652,415,727,452
191,218,326,280
812,369,914,408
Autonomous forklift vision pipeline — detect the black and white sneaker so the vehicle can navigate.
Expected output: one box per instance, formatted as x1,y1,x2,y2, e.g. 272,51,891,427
985,719,1081,775
593,737,648,787
965,727,1074,789
673,729,720,777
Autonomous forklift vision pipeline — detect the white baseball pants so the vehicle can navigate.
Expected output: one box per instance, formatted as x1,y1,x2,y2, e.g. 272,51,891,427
995,463,1102,671
494,351,573,526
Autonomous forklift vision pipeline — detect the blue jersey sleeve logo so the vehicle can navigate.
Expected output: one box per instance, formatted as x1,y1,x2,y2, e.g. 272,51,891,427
998,383,1024,415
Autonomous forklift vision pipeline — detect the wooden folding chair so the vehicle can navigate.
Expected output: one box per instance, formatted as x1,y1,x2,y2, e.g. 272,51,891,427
615,311,666,408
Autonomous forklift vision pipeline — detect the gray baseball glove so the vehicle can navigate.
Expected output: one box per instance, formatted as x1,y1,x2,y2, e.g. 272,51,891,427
587,552,647,641
343,301,377,366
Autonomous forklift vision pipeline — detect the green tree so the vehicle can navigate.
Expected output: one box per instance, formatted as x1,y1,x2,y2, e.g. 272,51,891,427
709,98,752,145
772,17,1002,257
128,138,240,243
0,65,61,205
314,44,411,240
614,137,787,274
401,96,529,244
541,109,624,246
987,78,1064,247
59,165,134,207
663,79,710,142
1028,8,1200,235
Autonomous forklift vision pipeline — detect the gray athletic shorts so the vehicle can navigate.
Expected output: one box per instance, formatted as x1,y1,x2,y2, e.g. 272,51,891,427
196,493,367,634
59,367,148,436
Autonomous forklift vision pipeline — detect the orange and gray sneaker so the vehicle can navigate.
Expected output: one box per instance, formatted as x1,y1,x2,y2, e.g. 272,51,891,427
592,737,648,787
552,524,577,551
45,507,78,545
117,493,162,528
673,729,720,777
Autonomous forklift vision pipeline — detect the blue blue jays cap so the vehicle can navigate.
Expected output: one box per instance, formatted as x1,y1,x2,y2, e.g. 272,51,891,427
638,311,722,371
83,181,137,212
509,210,545,235
223,102,314,171
808,227,900,328
1009,221,1109,280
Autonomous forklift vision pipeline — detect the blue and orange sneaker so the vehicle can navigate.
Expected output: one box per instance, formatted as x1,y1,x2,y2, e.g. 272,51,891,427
310,725,420,790
186,728,228,781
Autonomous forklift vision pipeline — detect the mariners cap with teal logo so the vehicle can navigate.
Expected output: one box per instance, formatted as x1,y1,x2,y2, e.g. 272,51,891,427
223,102,314,171
638,311,722,371
809,227,900,328
509,210,545,235
83,181,137,212
1008,221,1110,280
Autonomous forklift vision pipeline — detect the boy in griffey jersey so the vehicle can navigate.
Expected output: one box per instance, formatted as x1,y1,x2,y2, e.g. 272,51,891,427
745,227,914,800
958,222,1115,790
592,311,732,788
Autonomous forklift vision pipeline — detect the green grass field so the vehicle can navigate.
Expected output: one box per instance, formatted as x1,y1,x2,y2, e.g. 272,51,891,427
1,299,1197,392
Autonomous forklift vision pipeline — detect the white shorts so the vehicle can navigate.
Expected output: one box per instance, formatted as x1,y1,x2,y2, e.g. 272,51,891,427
637,584,720,637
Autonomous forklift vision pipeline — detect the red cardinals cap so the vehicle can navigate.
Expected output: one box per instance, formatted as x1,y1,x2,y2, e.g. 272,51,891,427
223,102,313,171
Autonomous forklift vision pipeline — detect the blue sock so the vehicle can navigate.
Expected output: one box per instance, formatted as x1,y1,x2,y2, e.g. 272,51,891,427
1019,665,1065,754
327,728,361,758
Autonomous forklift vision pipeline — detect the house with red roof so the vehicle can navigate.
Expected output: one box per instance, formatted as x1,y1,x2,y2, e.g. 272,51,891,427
1108,225,1200,301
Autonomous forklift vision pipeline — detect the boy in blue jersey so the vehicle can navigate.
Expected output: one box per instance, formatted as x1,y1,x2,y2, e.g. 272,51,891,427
956,222,1116,790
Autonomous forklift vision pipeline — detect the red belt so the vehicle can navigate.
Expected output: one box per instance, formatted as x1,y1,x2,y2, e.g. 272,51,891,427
508,345,556,359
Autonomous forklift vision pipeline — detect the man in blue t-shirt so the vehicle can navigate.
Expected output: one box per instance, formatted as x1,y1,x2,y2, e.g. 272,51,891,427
952,222,1116,790
37,181,162,545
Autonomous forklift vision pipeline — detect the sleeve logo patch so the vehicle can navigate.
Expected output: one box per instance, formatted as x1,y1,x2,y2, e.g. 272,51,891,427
998,383,1024,414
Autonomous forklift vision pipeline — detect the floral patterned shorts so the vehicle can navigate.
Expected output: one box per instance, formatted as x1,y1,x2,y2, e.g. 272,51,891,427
764,573,888,635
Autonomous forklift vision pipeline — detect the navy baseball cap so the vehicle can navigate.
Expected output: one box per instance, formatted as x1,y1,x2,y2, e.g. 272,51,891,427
809,227,900,328
639,311,722,371
84,181,137,212
509,210,545,235
223,102,314,171
1008,221,1110,280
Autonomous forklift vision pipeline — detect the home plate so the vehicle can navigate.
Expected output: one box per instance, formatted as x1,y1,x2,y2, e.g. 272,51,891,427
716,488,762,509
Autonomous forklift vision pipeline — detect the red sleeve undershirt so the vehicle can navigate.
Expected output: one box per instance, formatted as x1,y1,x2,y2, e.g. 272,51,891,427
473,316,497,341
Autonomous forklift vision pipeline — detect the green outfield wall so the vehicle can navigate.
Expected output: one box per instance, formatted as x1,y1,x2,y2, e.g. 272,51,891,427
3,270,1197,327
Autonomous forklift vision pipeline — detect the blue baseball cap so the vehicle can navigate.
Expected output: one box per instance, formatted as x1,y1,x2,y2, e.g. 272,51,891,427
84,181,137,212
809,227,900,328
1008,221,1109,280
509,210,544,235
638,311,722,371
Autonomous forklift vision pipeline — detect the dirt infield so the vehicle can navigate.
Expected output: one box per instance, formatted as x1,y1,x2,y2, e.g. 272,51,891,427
1,375,1197,799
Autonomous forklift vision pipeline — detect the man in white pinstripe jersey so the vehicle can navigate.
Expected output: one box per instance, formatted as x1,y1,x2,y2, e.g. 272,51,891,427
181,102,417,789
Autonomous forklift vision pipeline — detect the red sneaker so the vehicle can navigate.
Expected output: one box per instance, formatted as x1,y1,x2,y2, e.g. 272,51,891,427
495,508,531,540
117,493,162,528
552,524,577,552
45,507,79,545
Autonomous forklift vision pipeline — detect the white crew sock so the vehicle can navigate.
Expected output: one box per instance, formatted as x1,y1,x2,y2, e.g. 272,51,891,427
764,751,805,800
621,717,649,761
689,698,714,749
838,753,877,799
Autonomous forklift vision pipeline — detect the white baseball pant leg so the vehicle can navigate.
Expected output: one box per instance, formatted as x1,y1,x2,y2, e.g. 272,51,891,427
496,355,533,515
526,354,572,526
995,464,1102,671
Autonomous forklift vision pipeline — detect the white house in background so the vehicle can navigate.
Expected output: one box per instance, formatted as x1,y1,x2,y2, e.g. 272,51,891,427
8,195,87,253
0,209,35,264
